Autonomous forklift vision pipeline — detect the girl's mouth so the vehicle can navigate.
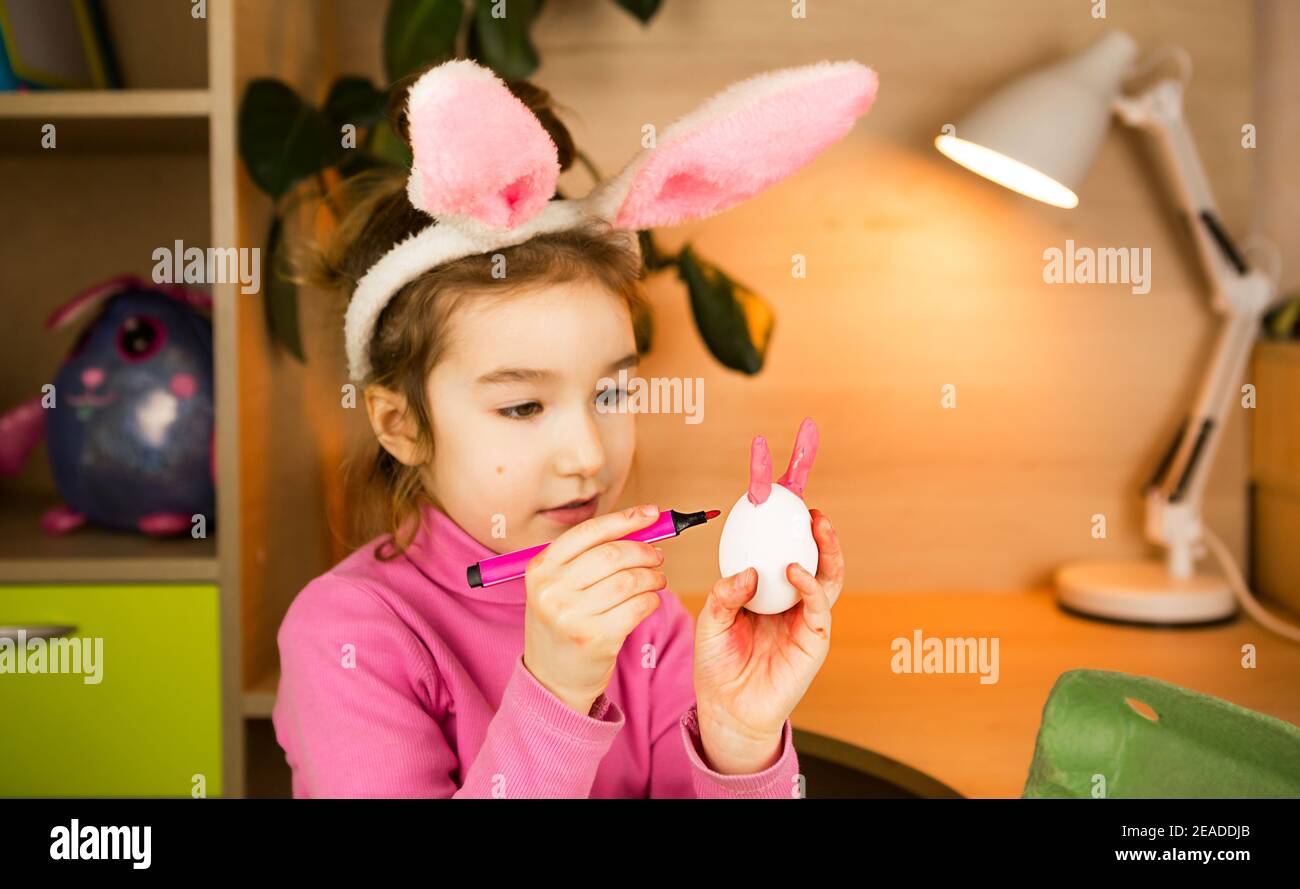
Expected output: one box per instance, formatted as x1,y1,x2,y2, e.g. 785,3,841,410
538,493,600,526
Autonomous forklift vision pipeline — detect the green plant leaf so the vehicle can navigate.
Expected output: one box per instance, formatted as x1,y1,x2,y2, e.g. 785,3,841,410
338,149,396,177
471,0,540,79
677,245,774,374
611,0,661,23
385,0,463,82
264,215,306,361
638,229,674,273
238,79,340,201
368,117,414,168
324,75,387,129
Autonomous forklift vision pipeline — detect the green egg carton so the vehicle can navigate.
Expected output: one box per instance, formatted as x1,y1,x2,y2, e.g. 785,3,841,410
1023,669,1300,798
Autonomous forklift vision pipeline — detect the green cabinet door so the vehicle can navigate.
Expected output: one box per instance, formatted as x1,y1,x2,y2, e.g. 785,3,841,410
0,584,223,797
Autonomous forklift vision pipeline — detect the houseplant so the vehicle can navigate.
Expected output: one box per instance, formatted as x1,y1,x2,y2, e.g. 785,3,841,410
237,0,774,375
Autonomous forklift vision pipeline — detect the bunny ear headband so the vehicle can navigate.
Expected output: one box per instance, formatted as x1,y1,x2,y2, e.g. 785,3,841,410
343,57,879,381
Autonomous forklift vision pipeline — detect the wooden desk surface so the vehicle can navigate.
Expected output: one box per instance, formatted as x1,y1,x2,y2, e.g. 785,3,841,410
679,590,1300,798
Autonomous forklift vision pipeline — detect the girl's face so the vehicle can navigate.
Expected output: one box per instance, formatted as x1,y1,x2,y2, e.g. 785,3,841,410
425,276,639,553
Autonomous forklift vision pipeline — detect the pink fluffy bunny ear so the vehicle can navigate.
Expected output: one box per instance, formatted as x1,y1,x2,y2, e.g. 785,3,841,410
404,59,561,229
593,60,878,230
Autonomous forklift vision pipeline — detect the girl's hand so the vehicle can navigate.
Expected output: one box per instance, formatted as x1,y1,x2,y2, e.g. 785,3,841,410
522,504,667,716
693,508,844,774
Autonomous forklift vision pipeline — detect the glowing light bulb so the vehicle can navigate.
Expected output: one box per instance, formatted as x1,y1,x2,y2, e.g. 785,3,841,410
935,134,1079,209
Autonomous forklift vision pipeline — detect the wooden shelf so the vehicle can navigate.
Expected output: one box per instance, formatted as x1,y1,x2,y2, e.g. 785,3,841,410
0,489,218,584
0,90,210,118
0,91,210,153
0,117,207,154
243,671,279,719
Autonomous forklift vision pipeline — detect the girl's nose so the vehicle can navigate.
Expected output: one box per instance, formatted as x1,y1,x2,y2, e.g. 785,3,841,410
557,410,606,477
81,368,105,390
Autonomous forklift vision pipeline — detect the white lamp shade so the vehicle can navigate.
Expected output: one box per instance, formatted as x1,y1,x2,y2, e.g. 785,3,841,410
936,31,1139,208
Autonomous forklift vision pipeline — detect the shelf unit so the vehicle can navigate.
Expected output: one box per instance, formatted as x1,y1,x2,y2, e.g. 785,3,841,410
0,0,359,798
0,90,209,154
0,89,211,116
0,490,218,583
0,0,242,794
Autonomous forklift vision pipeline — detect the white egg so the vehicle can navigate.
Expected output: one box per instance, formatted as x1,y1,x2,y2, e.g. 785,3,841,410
718,483,819,614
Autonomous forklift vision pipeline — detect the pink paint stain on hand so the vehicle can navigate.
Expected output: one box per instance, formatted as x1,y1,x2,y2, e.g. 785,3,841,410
746,417,820,505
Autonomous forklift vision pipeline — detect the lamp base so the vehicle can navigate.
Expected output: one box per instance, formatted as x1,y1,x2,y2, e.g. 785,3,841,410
1054,558,1236,625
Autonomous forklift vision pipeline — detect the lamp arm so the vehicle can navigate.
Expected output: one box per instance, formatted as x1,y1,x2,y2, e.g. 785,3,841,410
1114,79,1256,309
1114,78,1277,576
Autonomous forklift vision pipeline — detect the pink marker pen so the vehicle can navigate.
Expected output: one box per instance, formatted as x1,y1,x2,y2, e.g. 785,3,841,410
467,508,721,589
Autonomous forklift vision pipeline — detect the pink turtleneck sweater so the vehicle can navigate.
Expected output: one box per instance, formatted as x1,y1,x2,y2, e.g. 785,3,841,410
272,502,800,798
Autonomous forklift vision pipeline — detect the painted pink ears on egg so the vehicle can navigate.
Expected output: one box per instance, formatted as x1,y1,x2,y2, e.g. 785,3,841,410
607,60,878,230
404,59,561,229
748,435,773,505
748,418,820,504
776,416,820,499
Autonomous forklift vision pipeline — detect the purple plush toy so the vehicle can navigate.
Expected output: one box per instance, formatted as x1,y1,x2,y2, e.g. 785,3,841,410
0,274,216,537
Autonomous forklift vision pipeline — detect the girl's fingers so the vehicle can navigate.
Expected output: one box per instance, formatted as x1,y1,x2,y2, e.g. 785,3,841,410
536,504,661,571
596,589,663,641
697,567,758,640
808,508,844,607
566,539,664,591
787,562,832,643
586,566,668,615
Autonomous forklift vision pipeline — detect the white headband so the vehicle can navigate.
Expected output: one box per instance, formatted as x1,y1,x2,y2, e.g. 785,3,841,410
344,57,879,381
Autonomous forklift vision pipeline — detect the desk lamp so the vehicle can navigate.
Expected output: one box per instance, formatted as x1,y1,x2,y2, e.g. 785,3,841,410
935,31,1296,639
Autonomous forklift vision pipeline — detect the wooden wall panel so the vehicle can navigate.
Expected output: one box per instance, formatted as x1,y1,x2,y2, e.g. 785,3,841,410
232,0,341,691
295,0,1256,595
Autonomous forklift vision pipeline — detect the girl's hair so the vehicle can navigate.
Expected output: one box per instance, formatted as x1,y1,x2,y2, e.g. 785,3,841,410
297,67,648,560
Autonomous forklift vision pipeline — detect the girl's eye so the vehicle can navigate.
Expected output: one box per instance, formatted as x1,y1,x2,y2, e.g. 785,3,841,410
596,387,628,406
498,401,542,420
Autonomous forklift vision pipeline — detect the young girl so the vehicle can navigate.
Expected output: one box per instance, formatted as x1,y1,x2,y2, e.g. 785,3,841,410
272,58,871,798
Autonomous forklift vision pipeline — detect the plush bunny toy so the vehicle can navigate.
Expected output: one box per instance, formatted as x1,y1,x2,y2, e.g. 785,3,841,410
0,274,215,536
